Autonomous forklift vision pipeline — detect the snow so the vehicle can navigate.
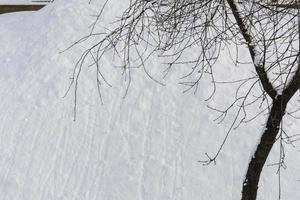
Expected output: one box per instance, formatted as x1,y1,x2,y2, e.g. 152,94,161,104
253,47,262,67
0,0,300,200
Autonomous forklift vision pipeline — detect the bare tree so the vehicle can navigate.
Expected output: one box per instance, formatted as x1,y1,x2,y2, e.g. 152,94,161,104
65,0,300,199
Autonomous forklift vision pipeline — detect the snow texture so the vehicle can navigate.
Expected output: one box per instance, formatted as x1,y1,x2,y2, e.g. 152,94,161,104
0,0,300,200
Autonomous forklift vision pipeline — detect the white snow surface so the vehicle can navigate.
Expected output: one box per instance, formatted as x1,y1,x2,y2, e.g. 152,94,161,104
0,0,300,200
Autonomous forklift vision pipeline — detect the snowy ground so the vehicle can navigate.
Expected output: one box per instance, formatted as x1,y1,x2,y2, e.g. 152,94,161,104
0,0,300,199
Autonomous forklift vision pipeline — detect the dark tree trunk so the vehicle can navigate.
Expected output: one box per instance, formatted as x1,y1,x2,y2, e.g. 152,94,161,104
226,1,300,199
241,96,287,200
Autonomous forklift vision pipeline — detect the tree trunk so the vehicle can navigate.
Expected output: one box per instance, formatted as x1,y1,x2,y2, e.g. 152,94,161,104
241,96,287,200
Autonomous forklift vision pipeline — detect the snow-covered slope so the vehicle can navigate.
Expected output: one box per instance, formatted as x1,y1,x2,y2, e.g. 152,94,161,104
0,1,300,200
